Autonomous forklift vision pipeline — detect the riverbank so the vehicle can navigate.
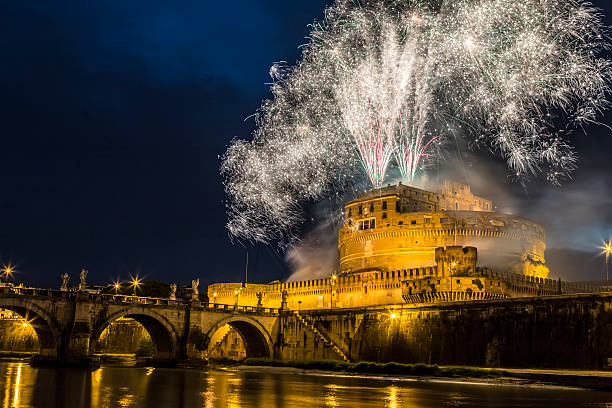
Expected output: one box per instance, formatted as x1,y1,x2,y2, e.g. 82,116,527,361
210,358,612,391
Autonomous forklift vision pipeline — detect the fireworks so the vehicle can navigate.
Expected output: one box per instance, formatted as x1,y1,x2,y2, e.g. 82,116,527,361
222,0,611,243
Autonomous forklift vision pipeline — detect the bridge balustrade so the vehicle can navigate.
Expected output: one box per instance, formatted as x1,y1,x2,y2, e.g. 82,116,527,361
204,303,279,315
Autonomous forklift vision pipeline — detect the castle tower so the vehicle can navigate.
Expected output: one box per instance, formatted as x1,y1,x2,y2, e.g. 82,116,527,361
435,246,477,277
338,182,548,278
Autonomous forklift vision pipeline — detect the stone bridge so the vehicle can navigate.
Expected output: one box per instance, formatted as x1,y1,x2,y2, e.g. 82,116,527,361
2,286,612,369
0,286,281,365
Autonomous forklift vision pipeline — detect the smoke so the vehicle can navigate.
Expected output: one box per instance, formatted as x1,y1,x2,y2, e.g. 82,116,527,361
283,150,611,283
284,218,340,282
425,155,612,281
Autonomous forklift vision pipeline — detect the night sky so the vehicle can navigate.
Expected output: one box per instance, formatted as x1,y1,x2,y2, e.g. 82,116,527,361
1,0,611,289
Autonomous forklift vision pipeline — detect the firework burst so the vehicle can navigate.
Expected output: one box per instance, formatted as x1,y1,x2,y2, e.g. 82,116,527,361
222,0,611,243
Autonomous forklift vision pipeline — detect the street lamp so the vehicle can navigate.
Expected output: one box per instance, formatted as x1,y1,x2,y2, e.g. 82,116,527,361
2,265,14,282
130,277,142,296
603,241,612,281
330,274,337,308
112,281,121,294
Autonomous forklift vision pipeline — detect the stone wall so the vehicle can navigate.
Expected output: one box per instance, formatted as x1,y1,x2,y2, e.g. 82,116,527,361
287,294,612,369
0,320,38,352
94,318,152,354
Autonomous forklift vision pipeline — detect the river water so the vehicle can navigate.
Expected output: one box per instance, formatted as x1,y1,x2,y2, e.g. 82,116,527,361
0,360,610,408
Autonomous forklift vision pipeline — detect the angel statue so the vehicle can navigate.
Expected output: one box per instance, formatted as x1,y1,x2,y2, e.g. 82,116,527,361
191,278,199,300
79,268,88,291
169,283,177,300
60,273,69,291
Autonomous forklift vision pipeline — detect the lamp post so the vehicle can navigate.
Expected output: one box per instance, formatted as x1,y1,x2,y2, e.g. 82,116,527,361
605,242,612,282
2,265,14,283
450,262,456,301
131,277,141,296
330,274,337,308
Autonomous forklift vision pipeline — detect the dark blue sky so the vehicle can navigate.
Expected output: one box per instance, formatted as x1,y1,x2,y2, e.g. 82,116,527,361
0,0,610,289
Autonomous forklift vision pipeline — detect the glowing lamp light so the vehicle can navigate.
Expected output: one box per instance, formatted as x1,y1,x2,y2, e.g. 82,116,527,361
390,313,397,320
213,292,217,297
22,322,27,327
3,265,14,277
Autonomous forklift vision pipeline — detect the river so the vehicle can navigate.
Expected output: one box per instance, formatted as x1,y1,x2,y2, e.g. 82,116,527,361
0,360,610,407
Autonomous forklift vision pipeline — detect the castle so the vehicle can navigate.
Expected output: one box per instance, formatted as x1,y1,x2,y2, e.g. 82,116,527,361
209,181,593,310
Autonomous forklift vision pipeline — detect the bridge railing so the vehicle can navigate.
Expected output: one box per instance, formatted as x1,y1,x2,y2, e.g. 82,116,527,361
96,294,182,305
0,287,280,314
0,286,67,298
204,303,279,315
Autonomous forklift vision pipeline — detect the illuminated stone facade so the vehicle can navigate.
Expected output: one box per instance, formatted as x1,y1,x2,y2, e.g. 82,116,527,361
208,245,571,311
339,182,548,278
209,182,559,311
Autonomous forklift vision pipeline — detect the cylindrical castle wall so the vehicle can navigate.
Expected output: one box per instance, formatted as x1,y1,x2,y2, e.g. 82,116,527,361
339,203,548,278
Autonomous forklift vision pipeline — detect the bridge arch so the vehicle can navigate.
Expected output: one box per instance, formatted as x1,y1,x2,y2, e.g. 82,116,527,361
206,316,273,359
91,308,179,361
0,298,61,357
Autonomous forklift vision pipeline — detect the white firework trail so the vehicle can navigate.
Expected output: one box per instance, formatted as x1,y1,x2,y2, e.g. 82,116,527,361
221,0,611,244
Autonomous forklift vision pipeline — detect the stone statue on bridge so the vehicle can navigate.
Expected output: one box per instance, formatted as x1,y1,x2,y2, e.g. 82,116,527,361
191,279,199,300
79,269,88,291
169,283,177,300
60,273,69,291
280,290,288,311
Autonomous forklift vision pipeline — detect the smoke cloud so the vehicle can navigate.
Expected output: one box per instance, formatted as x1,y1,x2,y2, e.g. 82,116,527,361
285,218,340,282
284,152,612,283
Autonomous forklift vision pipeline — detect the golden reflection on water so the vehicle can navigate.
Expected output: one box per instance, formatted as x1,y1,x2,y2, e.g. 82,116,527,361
324,383,339,407
2,362,23,408
203,376,216,408
0,361,611,408
225,375,244,407
386,385,398,408
12,363,21,408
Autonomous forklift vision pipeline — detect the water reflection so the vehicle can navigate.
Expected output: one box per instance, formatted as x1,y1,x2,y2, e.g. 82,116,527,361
0,360,611,408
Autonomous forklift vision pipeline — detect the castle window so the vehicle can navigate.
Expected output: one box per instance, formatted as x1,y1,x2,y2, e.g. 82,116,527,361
382,212,387,219
382,201,387,210
370,203,374,212
457,279,461,284
358,205,362,214
425,217,431,224
348,209,352,216
398,221,403,225
411,220,416,225
370,219,375,228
